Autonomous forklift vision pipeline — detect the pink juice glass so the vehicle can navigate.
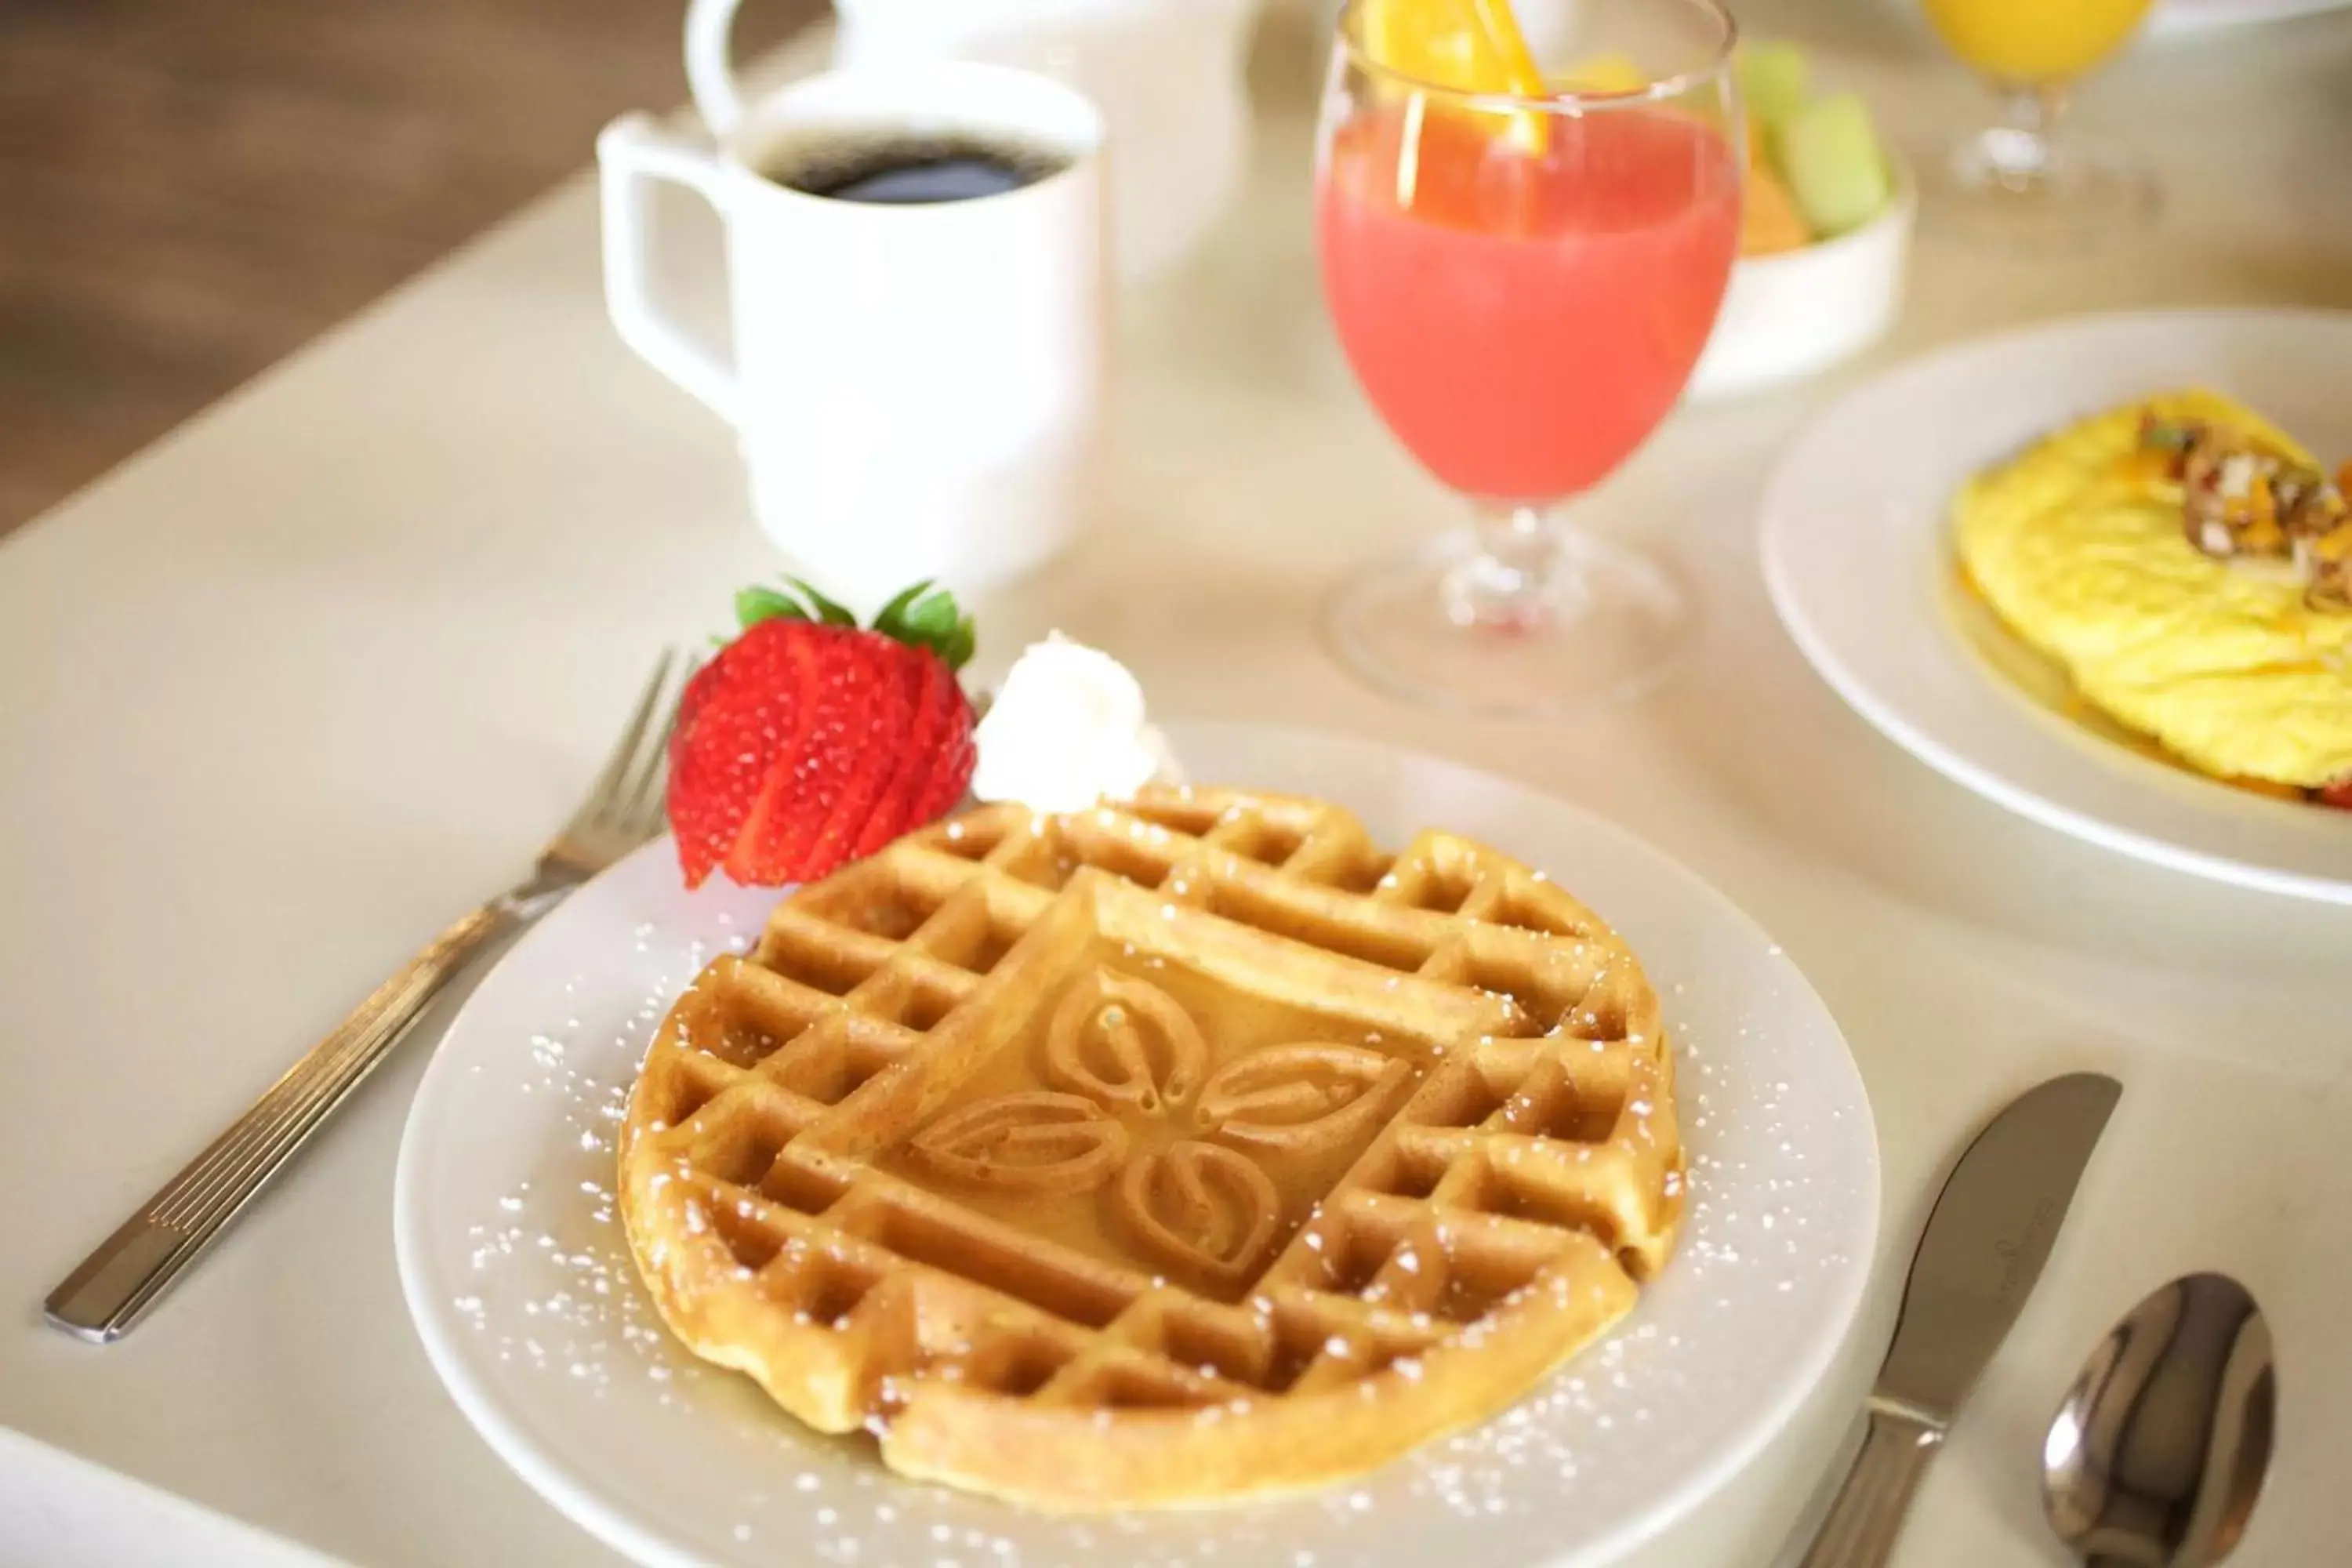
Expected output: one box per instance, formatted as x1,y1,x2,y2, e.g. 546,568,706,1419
1315,0,1741,712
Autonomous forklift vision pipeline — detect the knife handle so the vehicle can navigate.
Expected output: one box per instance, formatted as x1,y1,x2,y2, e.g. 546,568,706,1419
1797,1403,1946,1568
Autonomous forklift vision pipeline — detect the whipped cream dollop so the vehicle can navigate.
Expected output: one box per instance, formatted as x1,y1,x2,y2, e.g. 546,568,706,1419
970,633,1181,814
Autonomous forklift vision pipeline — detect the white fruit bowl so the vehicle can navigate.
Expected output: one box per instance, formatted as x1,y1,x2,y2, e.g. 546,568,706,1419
1690,151,1916,401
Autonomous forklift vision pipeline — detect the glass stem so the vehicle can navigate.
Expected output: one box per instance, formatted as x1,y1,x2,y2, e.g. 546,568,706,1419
1978,81,2068,187
1443,503,1584,630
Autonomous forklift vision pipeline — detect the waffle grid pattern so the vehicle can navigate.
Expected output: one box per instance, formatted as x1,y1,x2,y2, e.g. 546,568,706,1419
621,788,1682,1508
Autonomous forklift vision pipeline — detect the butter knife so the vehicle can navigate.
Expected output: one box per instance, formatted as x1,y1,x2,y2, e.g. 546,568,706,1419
1798,1071,2123,1568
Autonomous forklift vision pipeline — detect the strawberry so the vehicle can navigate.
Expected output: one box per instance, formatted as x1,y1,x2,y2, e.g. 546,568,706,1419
667,579,978,889
855,651,977,859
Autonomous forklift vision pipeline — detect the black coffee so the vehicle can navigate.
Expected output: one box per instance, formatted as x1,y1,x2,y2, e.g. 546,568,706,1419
765,136,1068,205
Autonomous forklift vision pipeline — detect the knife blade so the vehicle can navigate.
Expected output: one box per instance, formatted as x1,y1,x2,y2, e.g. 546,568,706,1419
1798,1071,2122,1568
1875,1069,2123,1423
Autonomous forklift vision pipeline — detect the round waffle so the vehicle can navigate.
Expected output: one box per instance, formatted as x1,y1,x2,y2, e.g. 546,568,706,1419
619,787,1683,1511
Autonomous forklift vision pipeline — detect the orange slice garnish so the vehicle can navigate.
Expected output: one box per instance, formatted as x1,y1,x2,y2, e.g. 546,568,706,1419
1362,0,1546,96
1361,0,1549,151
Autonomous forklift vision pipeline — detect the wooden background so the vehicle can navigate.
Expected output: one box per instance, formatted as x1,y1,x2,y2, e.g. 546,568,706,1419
0,0,820,537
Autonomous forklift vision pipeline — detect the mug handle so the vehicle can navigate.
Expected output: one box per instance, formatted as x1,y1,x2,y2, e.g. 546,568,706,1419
684,0,750,136
595,114,742,426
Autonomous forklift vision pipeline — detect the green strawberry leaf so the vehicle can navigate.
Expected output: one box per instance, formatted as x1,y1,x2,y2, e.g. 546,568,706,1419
902,592,958,640
721,577,975,670
941,615,978,672
872,579,935,640
737,585,811,629
787,576,859,627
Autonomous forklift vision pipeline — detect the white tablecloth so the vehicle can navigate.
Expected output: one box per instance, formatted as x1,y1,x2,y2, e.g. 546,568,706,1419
5,4,2350,1563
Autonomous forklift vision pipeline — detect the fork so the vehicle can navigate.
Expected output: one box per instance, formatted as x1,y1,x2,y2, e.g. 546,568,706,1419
45,652,695,1343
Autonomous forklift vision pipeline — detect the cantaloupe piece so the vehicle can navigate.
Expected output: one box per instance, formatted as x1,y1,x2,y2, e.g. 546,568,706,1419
1741,163,1812,256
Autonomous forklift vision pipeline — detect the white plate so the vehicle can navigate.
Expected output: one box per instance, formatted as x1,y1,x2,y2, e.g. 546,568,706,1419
394,724,1878,1567
1762,308,2352,905
1878,0,2352,40
2147,0,2352,37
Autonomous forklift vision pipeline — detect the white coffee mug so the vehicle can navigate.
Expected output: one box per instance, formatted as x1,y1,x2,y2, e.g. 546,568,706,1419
597,64,1108,599
686,0,1258,281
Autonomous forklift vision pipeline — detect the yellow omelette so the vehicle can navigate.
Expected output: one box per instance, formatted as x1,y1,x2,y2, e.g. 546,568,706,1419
1953,390,2352,793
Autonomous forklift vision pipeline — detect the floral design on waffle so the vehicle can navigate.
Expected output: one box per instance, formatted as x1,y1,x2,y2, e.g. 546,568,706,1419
909,967,1413,1287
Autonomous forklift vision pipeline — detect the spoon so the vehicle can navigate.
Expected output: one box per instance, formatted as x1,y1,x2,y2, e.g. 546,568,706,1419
2042,1272,2275,1567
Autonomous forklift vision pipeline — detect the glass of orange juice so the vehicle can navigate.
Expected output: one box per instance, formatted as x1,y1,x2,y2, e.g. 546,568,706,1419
1921,0,2157,244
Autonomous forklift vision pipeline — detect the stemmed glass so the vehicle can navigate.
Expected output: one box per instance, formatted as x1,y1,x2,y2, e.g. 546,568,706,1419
1920,0,2158,245
1314,0,1741,713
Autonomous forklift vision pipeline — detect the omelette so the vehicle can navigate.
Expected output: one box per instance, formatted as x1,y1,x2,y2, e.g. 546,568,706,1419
1952,389,2352,804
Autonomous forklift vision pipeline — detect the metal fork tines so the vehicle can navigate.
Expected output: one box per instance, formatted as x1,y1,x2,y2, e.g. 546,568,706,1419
45,651,695,1343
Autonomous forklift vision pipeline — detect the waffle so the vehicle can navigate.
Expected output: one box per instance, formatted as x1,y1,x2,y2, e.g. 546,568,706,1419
619,787,1682,1511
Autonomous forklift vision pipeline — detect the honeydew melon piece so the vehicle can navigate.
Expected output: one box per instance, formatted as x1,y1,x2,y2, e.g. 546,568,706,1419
1780,90,1891,237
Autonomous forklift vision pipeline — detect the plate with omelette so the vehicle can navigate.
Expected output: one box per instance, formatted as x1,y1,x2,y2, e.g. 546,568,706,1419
1762,308,2352,904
